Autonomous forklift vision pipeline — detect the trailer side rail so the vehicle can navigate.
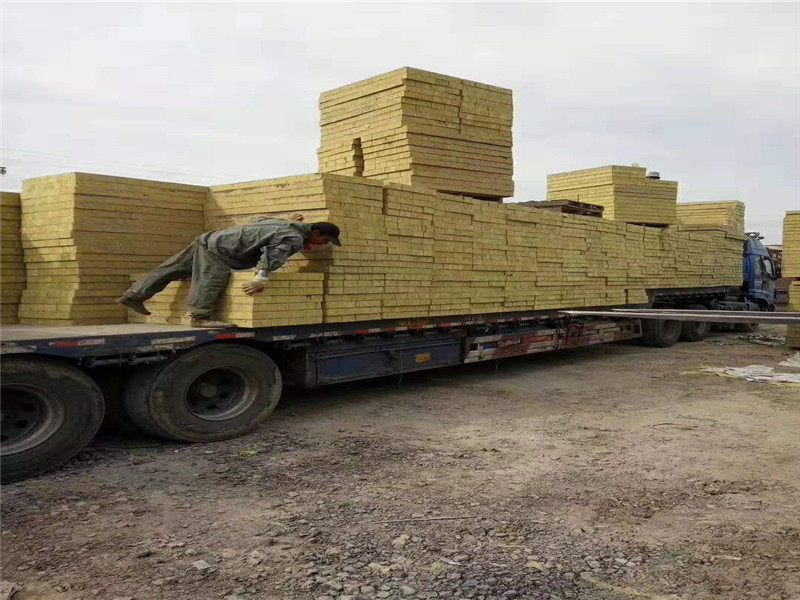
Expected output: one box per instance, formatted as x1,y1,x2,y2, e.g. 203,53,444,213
562,309,800,324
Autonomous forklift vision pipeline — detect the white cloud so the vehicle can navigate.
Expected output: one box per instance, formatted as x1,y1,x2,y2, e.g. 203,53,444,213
2,2,798,242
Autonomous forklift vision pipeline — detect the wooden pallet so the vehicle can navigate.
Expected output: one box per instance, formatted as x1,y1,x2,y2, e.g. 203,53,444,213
517,200,604,218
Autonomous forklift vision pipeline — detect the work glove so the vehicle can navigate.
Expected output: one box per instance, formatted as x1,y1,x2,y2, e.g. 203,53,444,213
241,279,268,296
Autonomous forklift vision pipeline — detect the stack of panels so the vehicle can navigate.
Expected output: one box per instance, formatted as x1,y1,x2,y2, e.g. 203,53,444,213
676,201,745,233
787,282,800,349
471,200,507,313
318,67,514,199
206,173,389,323
205,174,334,232
132,172,743,326
127,271,324,327
19,173,206,325
430,192,475,316
547,166,678,226
380,183,436,319
319,176,388,322
783,211,800,278
14,170,747,327
1,192,25,324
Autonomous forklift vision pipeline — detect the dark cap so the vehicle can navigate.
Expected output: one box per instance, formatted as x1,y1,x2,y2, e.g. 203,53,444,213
312,222,342,246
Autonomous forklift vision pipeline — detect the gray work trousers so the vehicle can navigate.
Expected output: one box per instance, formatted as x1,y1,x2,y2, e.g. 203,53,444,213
124,241,231,318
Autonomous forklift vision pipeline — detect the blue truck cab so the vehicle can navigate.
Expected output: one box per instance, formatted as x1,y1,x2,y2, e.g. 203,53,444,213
743,233,777,309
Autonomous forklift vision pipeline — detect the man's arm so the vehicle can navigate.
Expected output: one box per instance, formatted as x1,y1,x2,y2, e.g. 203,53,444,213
242,233,303,295
256,233,304,273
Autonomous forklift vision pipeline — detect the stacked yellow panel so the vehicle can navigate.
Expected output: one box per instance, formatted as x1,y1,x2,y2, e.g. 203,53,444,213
1,192,25,324
783,211,800,278
547,166,678,226
206,173,388,324
380,184,436,319
127,271,324,327
787,282,800,349
123,169,748,325
430,192,475,316
19,173,206,325
471,200,507,313
676,201,745,233
320,176,388,322
205,174,333,232
318,67,513,199
505,204,543,310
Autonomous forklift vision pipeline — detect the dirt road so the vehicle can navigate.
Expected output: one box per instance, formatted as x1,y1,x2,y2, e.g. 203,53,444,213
3,328,799,600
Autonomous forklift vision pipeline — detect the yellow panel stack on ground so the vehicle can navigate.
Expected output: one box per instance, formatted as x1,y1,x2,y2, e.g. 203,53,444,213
1,192,25,324
318,67,514,200
676,201,745,233
547,165,678,226
128,271,324,327
783,211,800,278
19,173,207,325
787,282,800,348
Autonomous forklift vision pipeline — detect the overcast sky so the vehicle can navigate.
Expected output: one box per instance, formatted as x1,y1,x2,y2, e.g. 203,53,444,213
3,2,799,243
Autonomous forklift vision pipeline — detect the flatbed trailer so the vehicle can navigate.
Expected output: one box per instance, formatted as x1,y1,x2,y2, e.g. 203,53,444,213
0,284,794,483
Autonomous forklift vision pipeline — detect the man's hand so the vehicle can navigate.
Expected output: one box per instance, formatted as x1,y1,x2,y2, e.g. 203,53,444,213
241,280,268,295
290,213,304,222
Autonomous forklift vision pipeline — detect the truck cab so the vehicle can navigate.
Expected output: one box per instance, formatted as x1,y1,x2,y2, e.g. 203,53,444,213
743,233,777,309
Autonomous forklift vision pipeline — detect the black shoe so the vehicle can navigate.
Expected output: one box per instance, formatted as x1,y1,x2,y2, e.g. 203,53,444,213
117,296,151,316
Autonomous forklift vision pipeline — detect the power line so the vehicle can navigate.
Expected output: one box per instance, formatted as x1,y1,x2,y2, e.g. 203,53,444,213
1,147,240,182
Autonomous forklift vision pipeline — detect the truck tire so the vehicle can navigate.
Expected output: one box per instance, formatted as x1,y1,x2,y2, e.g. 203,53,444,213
641,318,682,347
734,322,760,333
122,344,282,442
1,356,105,484
679,304,711,342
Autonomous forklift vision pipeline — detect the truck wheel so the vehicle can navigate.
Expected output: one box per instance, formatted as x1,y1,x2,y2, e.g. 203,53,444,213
734,322,760,333
1,356,105,484
641,318,682,347
122,344,282,442
679,304,711,342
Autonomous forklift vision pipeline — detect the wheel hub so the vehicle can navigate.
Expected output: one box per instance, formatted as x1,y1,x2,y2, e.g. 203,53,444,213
185,367,256,421
199,383,218,398
1,384,65,455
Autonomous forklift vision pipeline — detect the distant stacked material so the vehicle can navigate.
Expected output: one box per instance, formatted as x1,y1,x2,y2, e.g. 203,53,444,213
127,271,323,327
783,211,800,277
317,67,513,200
547,166,678,226
676,201,745,233
1,192,25,324
787,282,800,349
19,173,206,325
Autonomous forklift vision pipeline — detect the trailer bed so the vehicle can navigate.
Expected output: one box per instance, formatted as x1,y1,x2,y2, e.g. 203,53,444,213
0,323,200,342
0,310,577,359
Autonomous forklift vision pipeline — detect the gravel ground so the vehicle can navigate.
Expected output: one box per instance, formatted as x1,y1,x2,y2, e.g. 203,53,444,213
2,326,799,600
